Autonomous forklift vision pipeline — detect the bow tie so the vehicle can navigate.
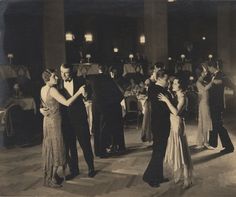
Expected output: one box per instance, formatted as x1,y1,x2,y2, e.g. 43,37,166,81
65,79,72,82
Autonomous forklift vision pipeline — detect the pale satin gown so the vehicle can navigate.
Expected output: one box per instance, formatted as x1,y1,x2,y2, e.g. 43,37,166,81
164,92,193,183
196,80,212,146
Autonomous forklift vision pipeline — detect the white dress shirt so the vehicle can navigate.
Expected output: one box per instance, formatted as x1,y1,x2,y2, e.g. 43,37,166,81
64,79,74,96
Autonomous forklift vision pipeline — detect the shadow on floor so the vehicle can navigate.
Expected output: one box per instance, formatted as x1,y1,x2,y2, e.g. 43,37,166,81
193,152,223,165
111,145,152,157
189,145,208,155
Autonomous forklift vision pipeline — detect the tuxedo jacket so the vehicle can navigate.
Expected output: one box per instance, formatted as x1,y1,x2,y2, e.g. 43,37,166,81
148,84,171,139
209,71,227,111
59,76,88,125
86,74,123,109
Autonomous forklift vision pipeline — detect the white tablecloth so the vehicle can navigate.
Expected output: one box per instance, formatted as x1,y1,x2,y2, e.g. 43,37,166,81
0,65,30,80
74,63,100,76
0,97,36,124
123,63,144,76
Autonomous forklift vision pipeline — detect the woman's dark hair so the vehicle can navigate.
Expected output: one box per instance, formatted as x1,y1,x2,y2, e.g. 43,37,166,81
174,74,189,91
42,69,55,83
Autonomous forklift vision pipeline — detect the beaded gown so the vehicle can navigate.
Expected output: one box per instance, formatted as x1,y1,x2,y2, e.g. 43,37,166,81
41,88,66,184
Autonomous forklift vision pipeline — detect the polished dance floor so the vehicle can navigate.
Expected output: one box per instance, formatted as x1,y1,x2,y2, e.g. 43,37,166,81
0,113,236,197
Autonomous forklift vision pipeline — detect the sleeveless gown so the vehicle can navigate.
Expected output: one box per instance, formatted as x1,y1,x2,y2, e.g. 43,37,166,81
42,88,66,183
164,92,193,183
196,80,212,146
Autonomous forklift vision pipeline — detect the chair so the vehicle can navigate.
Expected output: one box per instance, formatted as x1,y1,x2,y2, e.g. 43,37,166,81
3,104,24,147
124,95,142,129
3,104,37,148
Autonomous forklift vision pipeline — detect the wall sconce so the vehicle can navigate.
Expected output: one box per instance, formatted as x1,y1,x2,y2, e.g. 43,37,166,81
189,76,194,81
84,33,93,42
140,35,145,44
129,54,134,62
113,48,119,53
208,54,213,60
202,36,206,40
180,54,185,61
65,32,75,41
168,57,172,61
7,53,14,64
86,54,91,63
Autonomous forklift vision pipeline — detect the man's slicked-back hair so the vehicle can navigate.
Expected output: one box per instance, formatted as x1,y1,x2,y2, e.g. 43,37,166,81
155,69,168,79
61,63,73,70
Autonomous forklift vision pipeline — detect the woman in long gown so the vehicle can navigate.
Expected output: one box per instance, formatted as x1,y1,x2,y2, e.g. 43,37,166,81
158,77,193,189
196,66,215,149
40,69,84,187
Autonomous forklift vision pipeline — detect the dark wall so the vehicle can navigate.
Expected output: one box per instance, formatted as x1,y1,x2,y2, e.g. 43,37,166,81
168,1,217,63
2,0,219,76
65,13,138,65
4,1,43,81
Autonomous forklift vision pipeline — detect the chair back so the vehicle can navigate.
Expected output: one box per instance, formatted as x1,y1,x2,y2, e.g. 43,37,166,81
125,95,139,113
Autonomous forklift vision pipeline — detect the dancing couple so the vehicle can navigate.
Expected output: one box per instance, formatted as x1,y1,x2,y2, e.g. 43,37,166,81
40,64,95,188
143,70,193,189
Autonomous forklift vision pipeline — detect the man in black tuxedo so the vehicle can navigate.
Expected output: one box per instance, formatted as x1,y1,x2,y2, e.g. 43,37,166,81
208,62,234,154
60,63,95,179
87,65,125,158
143,70,171,187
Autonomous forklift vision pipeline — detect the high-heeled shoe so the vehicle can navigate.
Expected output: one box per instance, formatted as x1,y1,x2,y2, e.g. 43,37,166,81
183,181,192,189
48,178,62,188
204,143,215,150
54,173,64,184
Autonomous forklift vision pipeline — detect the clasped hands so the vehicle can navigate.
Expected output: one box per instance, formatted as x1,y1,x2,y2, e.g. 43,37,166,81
157,93,169,103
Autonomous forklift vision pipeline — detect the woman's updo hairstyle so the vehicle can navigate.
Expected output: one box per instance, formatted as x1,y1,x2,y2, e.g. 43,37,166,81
42,69,55,83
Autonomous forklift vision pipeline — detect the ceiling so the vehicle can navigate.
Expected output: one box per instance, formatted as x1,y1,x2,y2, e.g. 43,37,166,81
3,0,236,18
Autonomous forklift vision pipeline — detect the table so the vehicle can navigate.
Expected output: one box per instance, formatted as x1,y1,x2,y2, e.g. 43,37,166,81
74,63,100,76
0,97,36,124
0,65,30,80
123,63,144,76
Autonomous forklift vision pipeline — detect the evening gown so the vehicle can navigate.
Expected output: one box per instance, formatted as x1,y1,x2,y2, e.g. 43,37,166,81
196,80,212,146
164,92,193,184
41,88,66,185
141,99,153,142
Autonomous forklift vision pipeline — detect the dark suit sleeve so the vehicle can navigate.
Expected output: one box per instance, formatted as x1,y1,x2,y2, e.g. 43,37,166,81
147,84,156,102
107,77,124,104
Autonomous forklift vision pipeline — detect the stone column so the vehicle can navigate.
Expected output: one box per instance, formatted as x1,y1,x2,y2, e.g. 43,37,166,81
217,2,231,72
0,0,8,64
144,0,168,65
231,3,236,74
43,0,65,69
